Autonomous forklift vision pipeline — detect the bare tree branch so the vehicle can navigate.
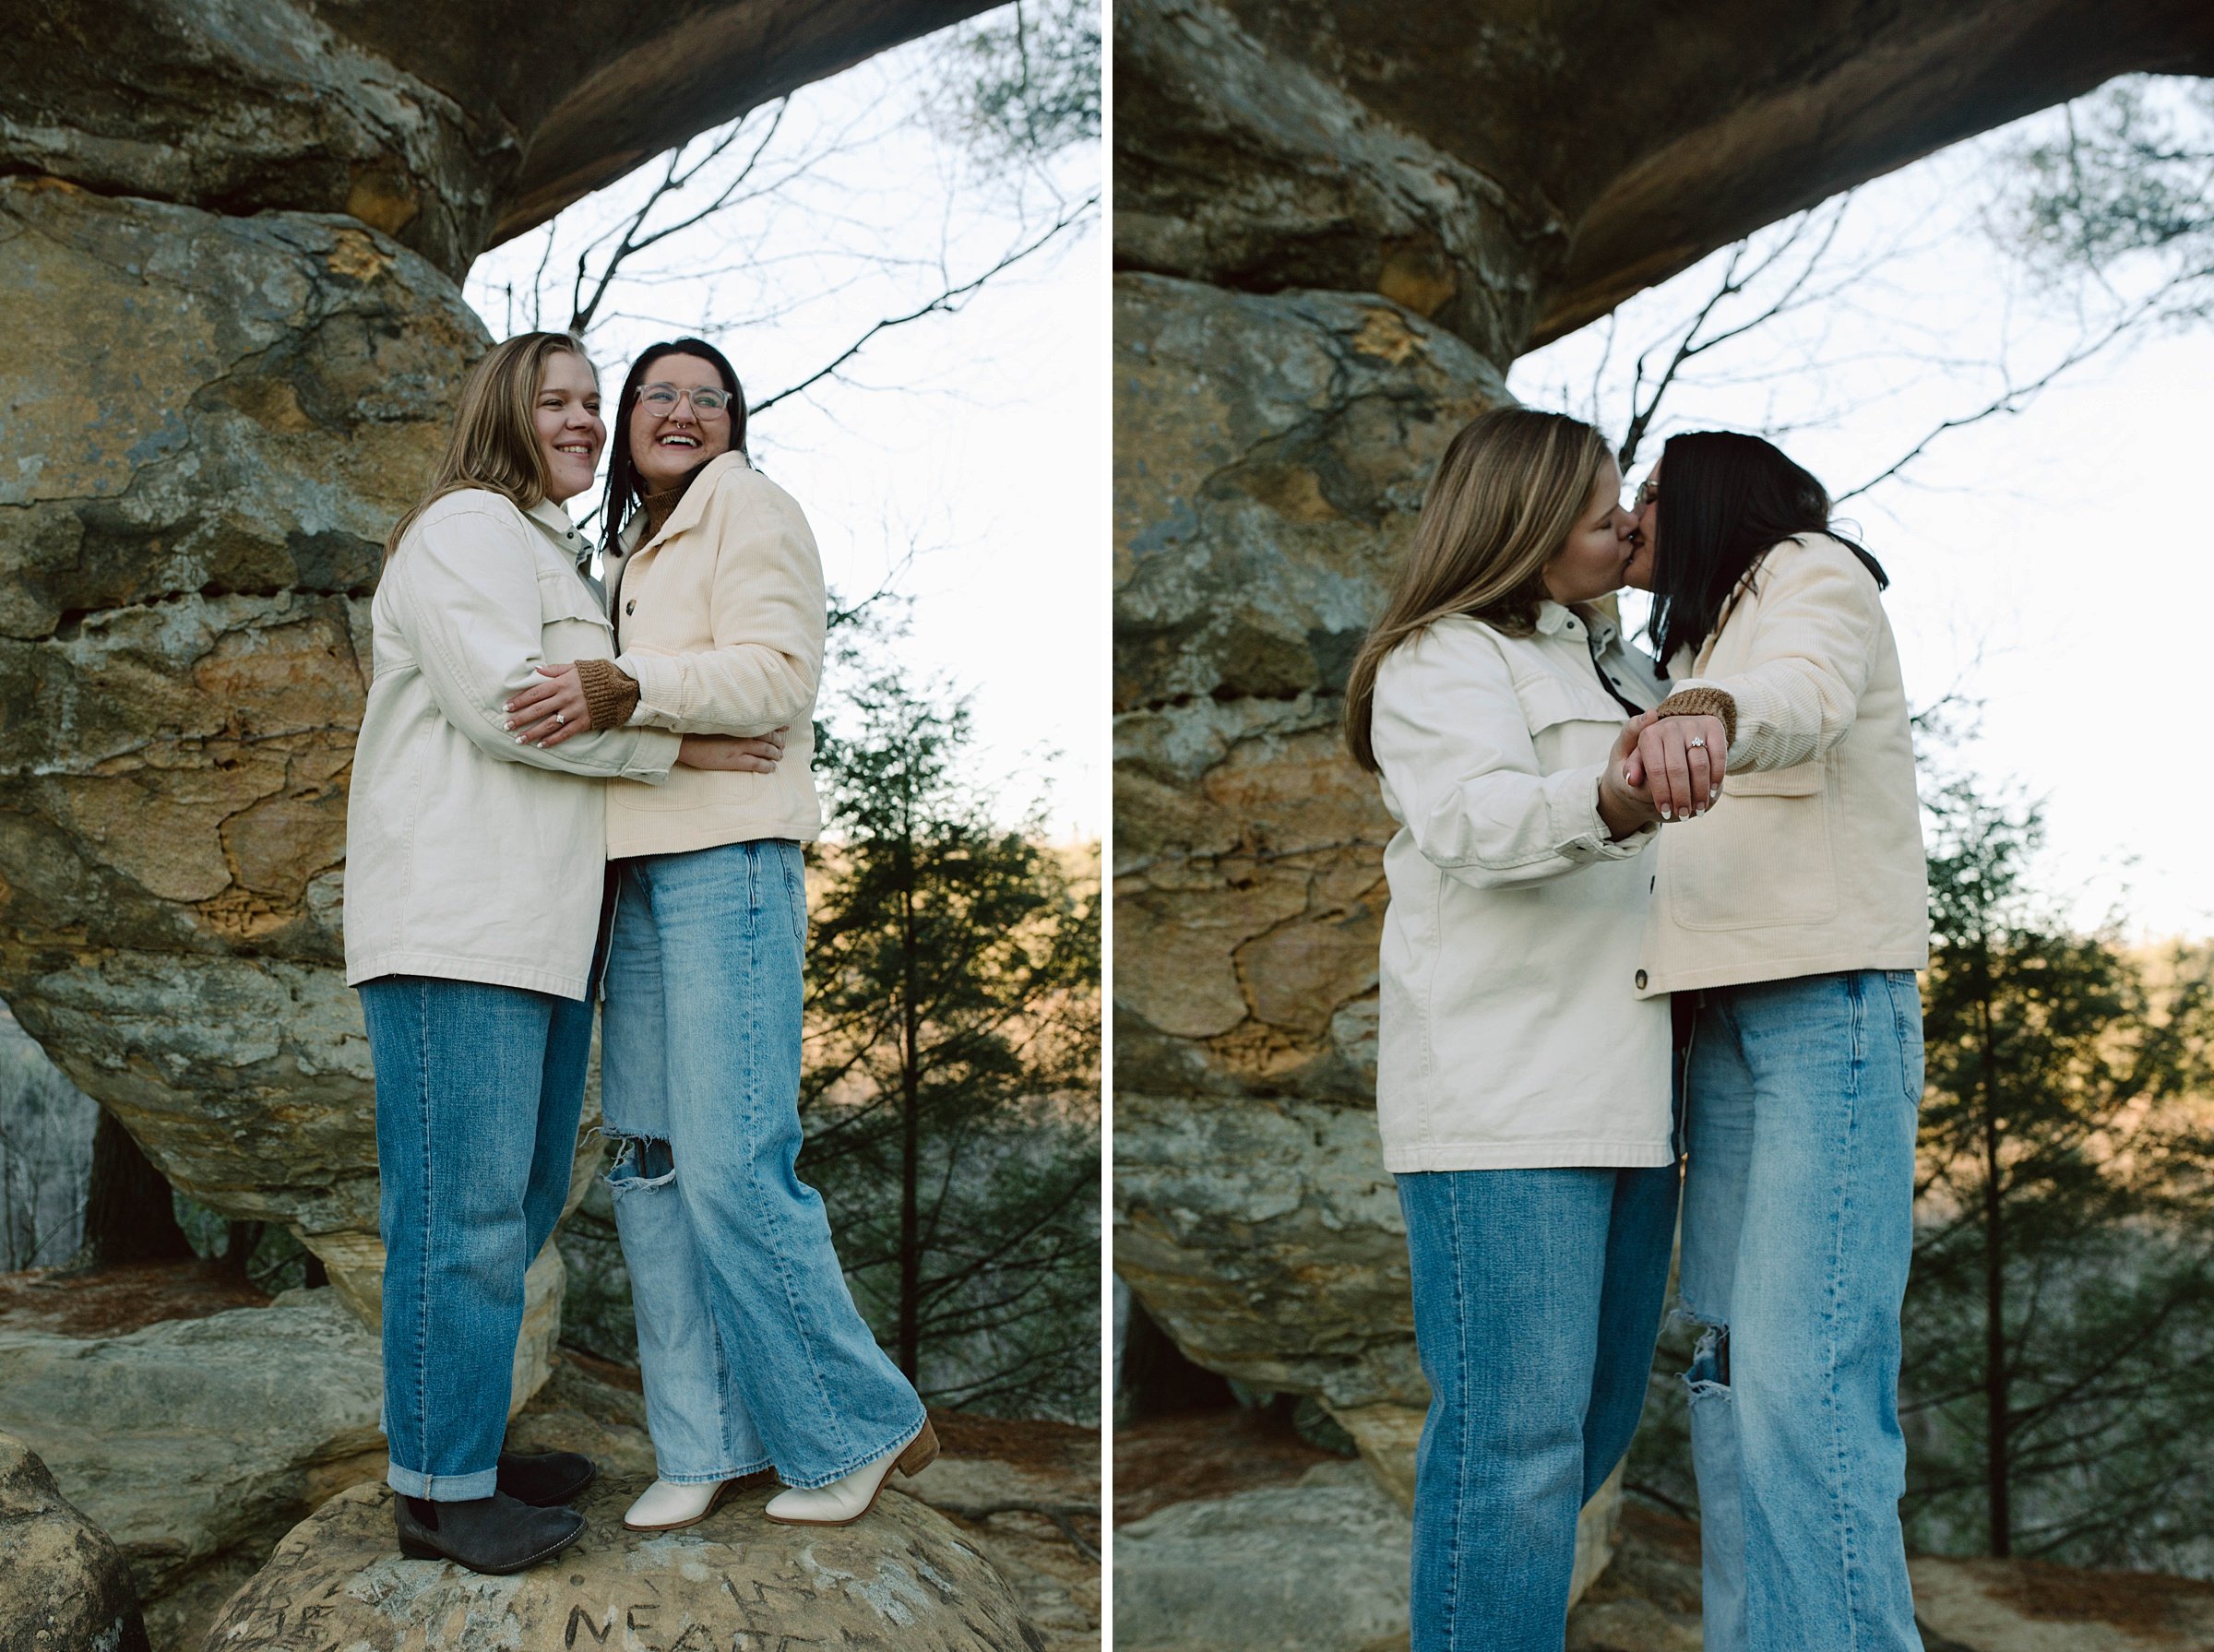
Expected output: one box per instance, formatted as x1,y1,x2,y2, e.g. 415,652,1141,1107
748,192,1099,416
1833,291,2165,502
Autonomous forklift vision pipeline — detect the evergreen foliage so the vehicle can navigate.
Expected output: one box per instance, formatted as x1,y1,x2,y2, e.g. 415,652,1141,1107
801,655,1101,1421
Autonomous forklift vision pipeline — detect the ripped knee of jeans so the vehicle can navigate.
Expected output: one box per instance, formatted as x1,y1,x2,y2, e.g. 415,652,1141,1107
1678,1310,1731,1398
603,1131,674,1191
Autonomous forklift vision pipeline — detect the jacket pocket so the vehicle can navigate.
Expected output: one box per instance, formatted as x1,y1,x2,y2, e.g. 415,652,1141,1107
1515,673,1625,735
544,571,624,633
1665,785,1839,931
1721,757,1824,796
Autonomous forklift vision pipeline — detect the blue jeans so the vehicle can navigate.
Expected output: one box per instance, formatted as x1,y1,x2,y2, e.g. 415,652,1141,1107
1399,1161,1681,1652
1680,970,1925,1652
600,839,926,1489
361,975,592,1499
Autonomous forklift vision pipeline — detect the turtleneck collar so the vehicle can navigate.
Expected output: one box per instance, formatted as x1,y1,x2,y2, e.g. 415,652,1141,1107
638,463,707,544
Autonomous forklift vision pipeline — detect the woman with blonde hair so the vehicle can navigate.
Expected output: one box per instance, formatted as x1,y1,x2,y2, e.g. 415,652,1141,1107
1344,406,1724,1649
503,337,934,1533
344,330,776,1574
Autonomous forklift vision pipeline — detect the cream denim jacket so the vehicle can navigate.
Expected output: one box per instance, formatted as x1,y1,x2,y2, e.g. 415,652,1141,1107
343,493,680,998
604,452,827,858
1372,600,1674,1172
1638,532,1930,995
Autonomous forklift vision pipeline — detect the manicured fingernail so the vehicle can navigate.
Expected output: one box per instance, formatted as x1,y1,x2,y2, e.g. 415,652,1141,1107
1660,806,1673,820
503,719,514,730
513,735,526,743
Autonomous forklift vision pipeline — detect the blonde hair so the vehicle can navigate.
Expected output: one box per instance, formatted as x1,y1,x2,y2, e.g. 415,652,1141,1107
386,331,593,560
1343,407,1613,773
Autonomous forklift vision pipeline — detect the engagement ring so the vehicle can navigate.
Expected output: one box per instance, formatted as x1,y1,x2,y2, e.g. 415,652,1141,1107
555,711,566,725
1686,735,1706,748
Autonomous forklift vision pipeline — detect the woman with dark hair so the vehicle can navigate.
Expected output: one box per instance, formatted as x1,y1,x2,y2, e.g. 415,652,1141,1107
347,331,779,1574
504,337,936,1534
1623,431,1929,1652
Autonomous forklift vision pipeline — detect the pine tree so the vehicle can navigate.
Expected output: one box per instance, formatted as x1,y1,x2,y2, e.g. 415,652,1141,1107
1903,774,2214,1567
801,665,1101,1420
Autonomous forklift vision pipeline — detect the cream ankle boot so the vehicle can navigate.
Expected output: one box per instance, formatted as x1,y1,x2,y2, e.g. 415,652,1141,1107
623,1477,737,1532
763,1420,939,1527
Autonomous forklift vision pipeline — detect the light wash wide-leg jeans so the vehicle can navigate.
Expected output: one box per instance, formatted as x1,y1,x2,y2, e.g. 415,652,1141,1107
1680,969,1926,1652
1398,1160,1681,1652
361,974,592,1500
600,838,927,1490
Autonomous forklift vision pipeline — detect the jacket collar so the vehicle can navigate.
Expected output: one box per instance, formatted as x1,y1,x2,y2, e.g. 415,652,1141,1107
1535,596,1622,647
614,450,753,558
522,497,590,565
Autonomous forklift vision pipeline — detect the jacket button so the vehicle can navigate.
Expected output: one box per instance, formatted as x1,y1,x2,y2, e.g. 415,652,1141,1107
1635,969,1649,990
625,600,636,615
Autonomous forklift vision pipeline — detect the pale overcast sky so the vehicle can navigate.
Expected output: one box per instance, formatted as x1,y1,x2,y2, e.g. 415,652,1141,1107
464,23,1104,843
1513,87,2214,941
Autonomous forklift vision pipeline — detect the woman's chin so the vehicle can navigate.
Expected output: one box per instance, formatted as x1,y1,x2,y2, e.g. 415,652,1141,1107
545,463,597,503
635,449,719,487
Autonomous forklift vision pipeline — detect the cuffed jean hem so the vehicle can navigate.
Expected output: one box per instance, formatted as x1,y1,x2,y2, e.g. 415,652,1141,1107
658,1456,773,1486
387,1462,498,1501
777,1408,931,1492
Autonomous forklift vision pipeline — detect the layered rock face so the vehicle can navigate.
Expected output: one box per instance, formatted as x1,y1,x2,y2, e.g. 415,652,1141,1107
0,0,987,1336
1111,0,2214,1525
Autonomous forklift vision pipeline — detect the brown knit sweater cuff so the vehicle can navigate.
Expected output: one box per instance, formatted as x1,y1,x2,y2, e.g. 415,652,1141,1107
575,659,640,732
1654,687,1738,748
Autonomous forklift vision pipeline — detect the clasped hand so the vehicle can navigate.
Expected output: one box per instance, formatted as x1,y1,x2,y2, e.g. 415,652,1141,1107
1600,711,1730,830
504,662,787,773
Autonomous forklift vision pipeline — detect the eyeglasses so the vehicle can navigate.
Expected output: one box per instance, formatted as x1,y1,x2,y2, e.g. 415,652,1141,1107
637,383,732,416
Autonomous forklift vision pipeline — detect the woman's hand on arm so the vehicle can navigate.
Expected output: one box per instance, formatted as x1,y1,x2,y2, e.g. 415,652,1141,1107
390,505,676,782
677,731,786,772
506,663,592,746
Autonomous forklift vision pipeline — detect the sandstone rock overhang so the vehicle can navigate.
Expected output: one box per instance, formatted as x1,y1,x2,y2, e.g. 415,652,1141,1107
1113,0,2214,363
0,0,997,279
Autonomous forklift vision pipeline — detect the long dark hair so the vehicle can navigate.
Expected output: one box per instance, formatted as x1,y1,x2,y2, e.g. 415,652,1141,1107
1646,430,1887,668
598,337,748,557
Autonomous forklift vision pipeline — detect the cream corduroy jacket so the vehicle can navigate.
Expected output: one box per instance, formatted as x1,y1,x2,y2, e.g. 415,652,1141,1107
1637,532,1929,996
1371,600,1674,1173
343,493,680,998
604,452,827,858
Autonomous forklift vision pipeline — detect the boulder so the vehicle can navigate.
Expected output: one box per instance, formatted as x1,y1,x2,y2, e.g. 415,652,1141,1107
0,175,476,1290
898,1416,1104,1652
6,3,998,282
0,1429,150,1652
1907,1554,2214,1652
1113,274,1503,1454
0,1288,384,1610
1113,1460,1411,1652
201,1477,1045,1652
1113,1437,1618,1650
